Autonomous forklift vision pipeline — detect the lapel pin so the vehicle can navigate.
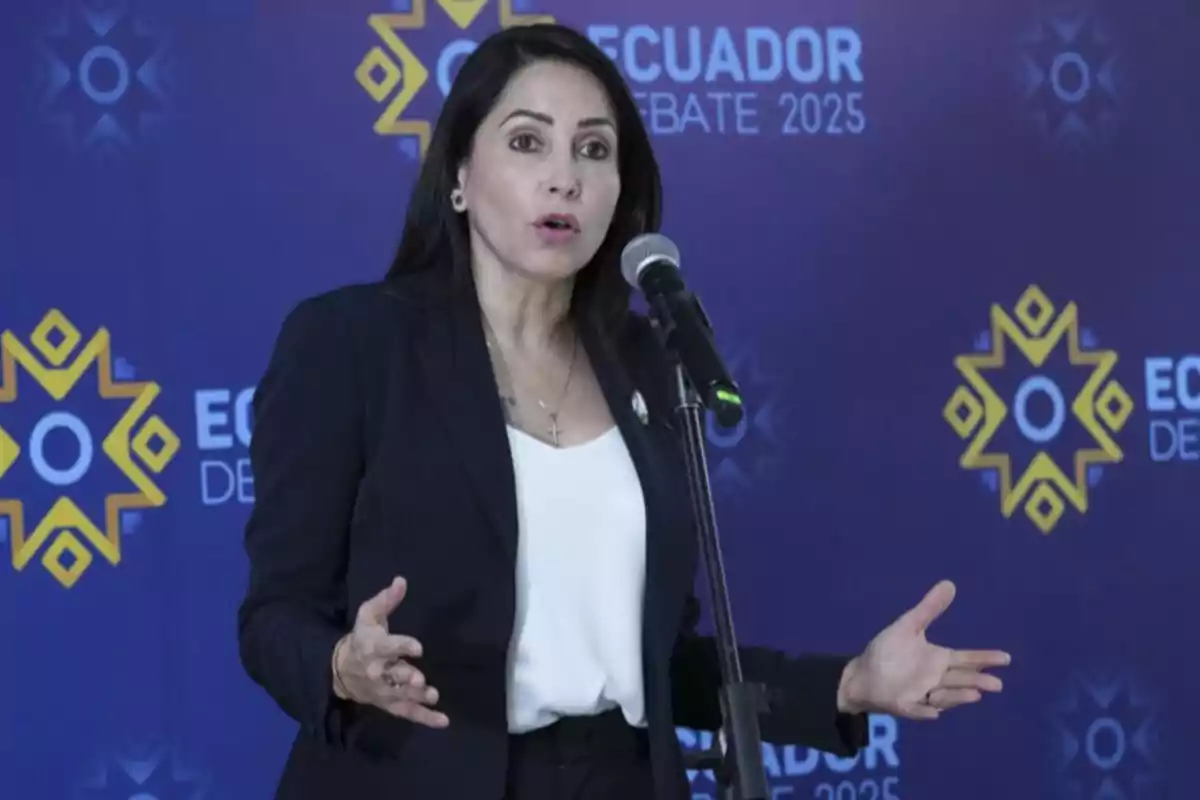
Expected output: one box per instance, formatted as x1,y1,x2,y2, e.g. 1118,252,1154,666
631,390,649,425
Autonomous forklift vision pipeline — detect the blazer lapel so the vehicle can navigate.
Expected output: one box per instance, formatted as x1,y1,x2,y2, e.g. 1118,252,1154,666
403,284,689,630
578,317,679,655
406,284,520,562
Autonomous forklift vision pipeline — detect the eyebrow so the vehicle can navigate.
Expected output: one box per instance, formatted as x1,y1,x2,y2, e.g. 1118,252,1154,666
499,108,615,130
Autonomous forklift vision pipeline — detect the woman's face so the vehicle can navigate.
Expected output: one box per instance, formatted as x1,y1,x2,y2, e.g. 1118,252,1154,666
456,59,621,285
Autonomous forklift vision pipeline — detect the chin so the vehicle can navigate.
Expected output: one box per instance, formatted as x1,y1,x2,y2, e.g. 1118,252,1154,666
516,254,588,284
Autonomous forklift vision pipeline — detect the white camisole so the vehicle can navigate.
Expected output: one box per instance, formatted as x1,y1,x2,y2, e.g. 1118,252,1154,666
503,424,649,733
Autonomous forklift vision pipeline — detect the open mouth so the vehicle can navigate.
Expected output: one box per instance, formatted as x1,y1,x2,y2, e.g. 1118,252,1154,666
535,214,579,232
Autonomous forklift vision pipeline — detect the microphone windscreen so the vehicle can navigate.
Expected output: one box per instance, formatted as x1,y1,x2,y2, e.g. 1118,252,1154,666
621,233,681,289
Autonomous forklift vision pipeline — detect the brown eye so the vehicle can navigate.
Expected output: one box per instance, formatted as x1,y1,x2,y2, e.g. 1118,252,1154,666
509,132,540,152
580,138,611,160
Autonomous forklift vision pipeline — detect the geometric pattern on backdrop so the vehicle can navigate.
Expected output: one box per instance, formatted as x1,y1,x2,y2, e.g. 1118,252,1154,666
0,309,180,588
943,285,1133,535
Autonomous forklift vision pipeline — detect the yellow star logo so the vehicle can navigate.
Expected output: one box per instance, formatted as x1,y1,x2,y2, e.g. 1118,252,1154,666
354,0,553,158
943,285,1134,534
0,310,179,588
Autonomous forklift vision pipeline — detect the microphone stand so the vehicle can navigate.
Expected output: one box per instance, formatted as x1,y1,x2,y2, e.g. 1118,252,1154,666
653,324,771,799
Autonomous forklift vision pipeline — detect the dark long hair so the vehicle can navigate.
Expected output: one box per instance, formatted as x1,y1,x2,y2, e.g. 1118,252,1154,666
385,23,662,336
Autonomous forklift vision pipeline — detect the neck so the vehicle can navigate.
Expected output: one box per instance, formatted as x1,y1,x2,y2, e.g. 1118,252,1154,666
472,258,574,353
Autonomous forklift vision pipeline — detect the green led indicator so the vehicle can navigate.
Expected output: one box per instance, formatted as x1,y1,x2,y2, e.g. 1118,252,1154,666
715,389,742,405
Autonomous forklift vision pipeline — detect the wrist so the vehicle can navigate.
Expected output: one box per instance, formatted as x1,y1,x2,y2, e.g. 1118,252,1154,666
331,634,351,700
837,656,867,715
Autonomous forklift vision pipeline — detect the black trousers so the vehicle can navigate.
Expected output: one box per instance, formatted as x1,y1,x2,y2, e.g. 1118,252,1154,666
504,709,657,800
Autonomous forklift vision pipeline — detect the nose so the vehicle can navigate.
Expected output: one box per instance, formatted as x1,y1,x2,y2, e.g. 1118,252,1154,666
549,179,582,200
544,155,582,200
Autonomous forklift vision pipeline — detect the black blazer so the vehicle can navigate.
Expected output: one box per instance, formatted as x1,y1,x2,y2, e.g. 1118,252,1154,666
237,272,867,799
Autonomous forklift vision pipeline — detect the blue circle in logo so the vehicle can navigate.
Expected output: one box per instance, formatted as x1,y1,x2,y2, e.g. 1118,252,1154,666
1014,375,1066,443
1051,52,1091,104
79,45,130,105
706,409,748,448
1085,716,1126,770
29,412,93,486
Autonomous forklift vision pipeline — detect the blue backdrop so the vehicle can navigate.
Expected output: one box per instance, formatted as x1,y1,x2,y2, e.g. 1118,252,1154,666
2,0,1197,797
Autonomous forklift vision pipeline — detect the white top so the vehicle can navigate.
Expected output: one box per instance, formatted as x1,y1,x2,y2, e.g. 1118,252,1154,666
504,424,649,733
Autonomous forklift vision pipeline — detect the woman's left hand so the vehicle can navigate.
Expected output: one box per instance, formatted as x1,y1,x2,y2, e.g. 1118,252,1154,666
837,580,1011,721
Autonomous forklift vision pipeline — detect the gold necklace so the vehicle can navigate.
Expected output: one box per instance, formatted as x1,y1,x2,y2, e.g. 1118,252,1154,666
483,319,578,447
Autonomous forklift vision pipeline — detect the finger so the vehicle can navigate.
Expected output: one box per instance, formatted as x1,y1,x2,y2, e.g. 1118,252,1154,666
928,688,982,709
381,679,439,707
902,703,940,721
940,667,1003,693
356,576,408,628
901,580,956,632
365,656,421,684
371,633,424,661
948,649,1011,670
387,699,450,728
380,662,426,690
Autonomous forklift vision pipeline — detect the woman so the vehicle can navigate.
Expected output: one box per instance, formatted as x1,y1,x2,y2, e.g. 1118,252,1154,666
237,22,1010,800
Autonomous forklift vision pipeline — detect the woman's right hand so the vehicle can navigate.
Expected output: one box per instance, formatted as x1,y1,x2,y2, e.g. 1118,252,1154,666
332,576,450,728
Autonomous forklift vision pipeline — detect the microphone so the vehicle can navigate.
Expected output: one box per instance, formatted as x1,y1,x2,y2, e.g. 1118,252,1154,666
620,233,744,427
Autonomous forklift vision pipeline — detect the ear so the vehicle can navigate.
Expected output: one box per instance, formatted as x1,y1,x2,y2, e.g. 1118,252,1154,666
455,162,469,195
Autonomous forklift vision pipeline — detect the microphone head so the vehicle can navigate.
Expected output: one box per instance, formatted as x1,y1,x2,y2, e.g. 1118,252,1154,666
621,233,680,288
